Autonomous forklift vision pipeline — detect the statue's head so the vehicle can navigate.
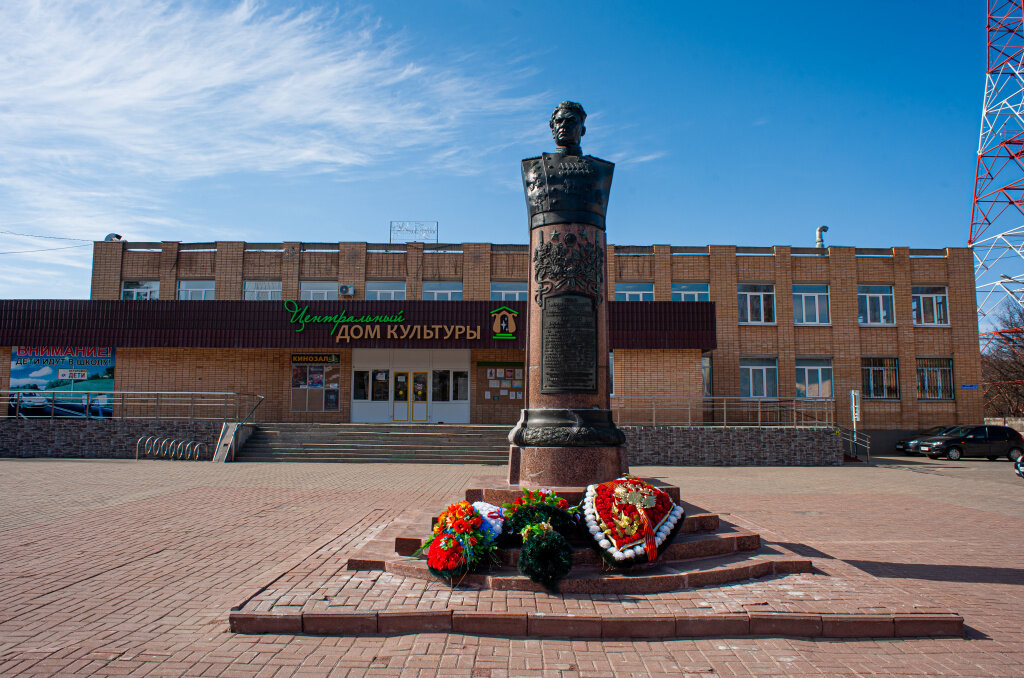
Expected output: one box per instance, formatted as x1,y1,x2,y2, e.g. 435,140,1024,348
549,101,586,151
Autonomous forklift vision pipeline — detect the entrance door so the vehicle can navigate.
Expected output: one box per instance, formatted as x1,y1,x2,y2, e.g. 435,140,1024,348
411,371,428,422
392,371,410,421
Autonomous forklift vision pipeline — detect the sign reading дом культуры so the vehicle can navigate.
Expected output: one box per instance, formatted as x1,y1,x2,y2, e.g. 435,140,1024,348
9,346,115,417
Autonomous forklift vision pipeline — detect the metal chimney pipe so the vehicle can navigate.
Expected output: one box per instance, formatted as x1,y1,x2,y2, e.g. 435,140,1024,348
815,225,829,248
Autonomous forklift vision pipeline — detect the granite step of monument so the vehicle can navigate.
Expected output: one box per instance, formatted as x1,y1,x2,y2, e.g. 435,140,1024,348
381,549,811,595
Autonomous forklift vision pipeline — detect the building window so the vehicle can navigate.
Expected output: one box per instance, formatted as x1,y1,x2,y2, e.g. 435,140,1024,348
740,358,778,398
672,282,710,301
244,280,282,300
701,352,713,397
917,358,954,400
793,284,830,325
858,285,895,325
365,281,406,300
490,281,528,301
300,281,338,300
862,357,899,399
422,282,462,301
121,281,159,300
177,280,215,300
615,282,654,301
912,287,949,325
371,369,390,401
795,358,833,398
352,371,369,400
431,370,469,401
737,284,775,324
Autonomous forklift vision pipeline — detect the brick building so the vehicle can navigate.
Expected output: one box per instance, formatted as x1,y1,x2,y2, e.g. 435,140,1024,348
2,240,982,445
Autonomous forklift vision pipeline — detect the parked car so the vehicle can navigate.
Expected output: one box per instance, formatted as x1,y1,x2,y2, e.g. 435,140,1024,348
918,425,1024,461
895,426,961,455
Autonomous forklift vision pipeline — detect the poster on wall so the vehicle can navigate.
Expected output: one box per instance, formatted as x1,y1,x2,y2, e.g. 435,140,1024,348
9,346,116,417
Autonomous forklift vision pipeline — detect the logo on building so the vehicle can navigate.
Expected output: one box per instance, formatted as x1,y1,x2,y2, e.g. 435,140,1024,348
490,306,518,340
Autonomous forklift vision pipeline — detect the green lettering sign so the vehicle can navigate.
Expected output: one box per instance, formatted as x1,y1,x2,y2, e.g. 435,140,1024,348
284,299,405,334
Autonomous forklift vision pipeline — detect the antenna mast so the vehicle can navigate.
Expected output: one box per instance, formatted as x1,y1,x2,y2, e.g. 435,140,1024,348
970,0,1024,327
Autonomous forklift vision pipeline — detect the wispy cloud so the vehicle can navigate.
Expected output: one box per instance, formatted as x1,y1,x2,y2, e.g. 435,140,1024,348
0,0,540,297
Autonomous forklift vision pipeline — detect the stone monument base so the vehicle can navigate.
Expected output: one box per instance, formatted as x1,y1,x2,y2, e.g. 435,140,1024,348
507,445,627,487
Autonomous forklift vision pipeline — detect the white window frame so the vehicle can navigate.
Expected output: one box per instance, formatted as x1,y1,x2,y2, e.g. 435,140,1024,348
740,357,778,399
422,281,463,301
121,281,159,300
792,284,830,325
795,358,833,399
917,358,954,400
300,281,339,301
862,357,899,399
490,282,528,301
672,282,710,301
365,281,406,300
244,280,282,301
615,282,654,301
912,286,949,326
738,284,775,324
177,280,215,300
858,285,895,325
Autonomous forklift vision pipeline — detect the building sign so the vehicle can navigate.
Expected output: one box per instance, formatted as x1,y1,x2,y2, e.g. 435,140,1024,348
9,346,116,417
490,306,518,340
282,299,483,345
960,384,978,390
285,300,404,334
291,354,340,364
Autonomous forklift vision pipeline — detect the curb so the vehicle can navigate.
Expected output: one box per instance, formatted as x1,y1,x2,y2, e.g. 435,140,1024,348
228,609,964,639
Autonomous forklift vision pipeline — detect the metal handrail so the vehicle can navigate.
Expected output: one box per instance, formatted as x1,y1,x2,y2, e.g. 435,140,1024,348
610,396,836,428
834,425,871,463
4,390,263,422
230,394,266,462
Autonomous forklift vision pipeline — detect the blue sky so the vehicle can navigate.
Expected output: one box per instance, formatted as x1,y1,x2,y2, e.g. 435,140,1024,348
0,0,985,298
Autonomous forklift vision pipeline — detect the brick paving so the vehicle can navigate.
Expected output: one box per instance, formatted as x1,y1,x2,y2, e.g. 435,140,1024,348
0,455,1022,676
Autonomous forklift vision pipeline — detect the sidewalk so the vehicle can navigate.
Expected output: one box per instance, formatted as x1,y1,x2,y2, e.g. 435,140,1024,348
0,457,1021,676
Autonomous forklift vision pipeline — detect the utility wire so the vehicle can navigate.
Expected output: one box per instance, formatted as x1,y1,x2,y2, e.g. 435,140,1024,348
0,229,93,241
0,244,92,255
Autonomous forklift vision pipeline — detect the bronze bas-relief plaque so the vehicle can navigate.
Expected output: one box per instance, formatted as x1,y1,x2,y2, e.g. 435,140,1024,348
541,293,598,393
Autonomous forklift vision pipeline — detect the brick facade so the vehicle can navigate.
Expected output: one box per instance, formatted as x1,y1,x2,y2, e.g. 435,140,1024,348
71,240,984,432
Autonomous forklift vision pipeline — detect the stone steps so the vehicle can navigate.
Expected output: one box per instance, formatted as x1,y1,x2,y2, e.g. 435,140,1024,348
234,423,509,464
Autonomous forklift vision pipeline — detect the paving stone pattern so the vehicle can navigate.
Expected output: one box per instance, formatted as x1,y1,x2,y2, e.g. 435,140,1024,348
0,456,1022,676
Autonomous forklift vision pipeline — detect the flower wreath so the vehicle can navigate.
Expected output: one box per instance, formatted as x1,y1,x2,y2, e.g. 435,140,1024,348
416,500,505,580
582,476,684,567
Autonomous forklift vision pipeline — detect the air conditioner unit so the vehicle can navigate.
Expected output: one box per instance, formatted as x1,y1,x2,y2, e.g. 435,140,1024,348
339,284,355,297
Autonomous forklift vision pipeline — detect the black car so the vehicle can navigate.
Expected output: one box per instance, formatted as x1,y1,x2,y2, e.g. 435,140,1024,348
918,425,1024,461
895,426,961,455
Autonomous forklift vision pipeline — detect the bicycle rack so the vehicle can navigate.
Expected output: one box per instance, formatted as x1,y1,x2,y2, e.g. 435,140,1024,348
135,435,209,461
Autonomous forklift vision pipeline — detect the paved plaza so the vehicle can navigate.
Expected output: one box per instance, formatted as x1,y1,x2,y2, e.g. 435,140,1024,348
0,455,1021,677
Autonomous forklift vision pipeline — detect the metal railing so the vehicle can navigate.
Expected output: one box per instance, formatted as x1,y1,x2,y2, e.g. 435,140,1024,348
835,426,871,463
3,390,263,422
610,396,835,428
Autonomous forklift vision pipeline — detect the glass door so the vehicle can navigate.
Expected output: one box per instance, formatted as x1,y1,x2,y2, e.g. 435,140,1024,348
392,371,410,421
411,371,428,421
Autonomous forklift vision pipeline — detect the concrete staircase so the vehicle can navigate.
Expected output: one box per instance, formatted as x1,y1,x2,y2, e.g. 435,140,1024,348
233,423,510,464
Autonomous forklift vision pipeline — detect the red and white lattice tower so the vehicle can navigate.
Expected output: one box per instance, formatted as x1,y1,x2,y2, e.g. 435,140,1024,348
970,0,1024,329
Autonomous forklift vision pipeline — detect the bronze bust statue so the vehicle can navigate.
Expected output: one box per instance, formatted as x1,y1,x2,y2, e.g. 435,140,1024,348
521,101,614,230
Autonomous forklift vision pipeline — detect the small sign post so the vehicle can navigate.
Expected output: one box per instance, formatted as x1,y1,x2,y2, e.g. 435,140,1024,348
850,389,861,431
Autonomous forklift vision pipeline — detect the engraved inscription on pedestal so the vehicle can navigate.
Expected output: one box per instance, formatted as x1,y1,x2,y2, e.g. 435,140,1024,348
541,293,598,393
